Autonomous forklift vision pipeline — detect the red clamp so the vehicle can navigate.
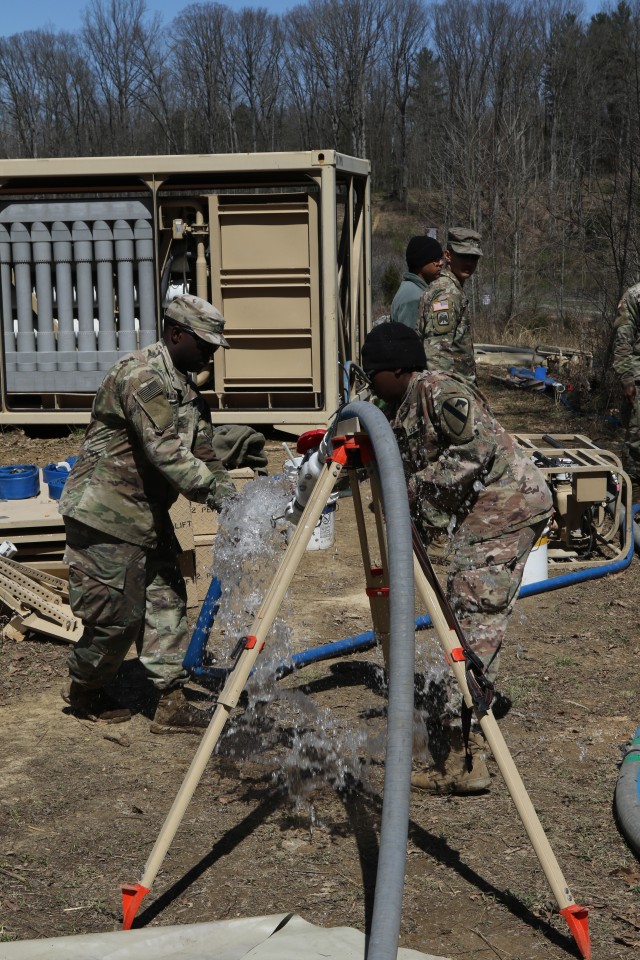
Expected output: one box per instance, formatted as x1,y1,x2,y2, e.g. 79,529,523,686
329,433,375,468
354,433,375,465
449,647,466,663
366,586,389,598
244,635,264,652
329,435,354,466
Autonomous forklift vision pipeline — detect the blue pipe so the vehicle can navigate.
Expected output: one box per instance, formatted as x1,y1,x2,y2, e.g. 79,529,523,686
279,504,640,671
182,577,222,676
508,365,565,392
519,502,639,597
185,508,639,679
288,628,377,670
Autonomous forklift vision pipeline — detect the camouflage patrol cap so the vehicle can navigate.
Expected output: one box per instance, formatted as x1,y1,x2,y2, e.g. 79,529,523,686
447,227,483,257
165,294,230,348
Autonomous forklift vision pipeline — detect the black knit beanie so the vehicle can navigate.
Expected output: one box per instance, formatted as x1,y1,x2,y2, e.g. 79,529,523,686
361,322,427,373
405,235,443,272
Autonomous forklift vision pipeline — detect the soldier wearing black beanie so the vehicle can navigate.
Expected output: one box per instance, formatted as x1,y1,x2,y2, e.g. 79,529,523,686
405,236,443,273
390,235,443,332
361,319,553,799
362,321,426,374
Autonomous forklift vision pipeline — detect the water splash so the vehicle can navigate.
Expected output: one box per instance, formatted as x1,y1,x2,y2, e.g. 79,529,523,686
208,475,379,815
212,475,291,661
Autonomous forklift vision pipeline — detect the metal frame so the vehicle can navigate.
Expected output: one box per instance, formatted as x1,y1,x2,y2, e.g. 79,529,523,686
515,433,631,566
121,420,591,958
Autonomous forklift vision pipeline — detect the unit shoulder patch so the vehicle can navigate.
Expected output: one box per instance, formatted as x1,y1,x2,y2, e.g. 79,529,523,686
441,396,472,440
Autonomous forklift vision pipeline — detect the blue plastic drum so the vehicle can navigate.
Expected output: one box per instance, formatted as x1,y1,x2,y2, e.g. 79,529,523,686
47,475,68,500
42,456,78,485
0,464,40,499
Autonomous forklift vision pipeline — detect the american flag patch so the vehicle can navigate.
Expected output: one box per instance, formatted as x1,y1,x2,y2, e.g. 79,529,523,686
433,299,449,311
137,378,162,403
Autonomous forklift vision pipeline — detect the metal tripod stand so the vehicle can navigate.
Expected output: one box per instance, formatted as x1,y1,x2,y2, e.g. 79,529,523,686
121,406,590,960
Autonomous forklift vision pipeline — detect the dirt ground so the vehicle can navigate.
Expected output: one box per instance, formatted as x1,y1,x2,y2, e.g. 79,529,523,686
1,367,640,959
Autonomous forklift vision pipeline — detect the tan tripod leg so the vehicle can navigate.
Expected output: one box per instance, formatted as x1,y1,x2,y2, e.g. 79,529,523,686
349,467,390,666
413,556,591,958
122,457,345,928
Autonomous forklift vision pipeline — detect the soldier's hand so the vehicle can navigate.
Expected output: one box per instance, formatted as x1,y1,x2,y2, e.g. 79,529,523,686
204,477,238,512
623,384,637,404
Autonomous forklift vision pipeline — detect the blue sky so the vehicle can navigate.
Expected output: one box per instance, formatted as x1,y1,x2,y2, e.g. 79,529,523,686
0,0,297,36
0,0,606,37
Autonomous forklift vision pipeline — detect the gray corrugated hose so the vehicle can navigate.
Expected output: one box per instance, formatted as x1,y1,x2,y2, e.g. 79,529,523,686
337,401,415,960
615,724,640,856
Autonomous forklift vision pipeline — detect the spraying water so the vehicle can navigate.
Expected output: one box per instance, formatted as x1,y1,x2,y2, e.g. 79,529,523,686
200,470,463,811
202,475,381,815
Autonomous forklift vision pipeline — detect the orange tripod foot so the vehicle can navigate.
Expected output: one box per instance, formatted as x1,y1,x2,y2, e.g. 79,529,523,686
121,882,150,930
560,904,591,960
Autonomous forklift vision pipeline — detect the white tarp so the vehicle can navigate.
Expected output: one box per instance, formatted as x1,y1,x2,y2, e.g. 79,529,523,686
0,913,451,960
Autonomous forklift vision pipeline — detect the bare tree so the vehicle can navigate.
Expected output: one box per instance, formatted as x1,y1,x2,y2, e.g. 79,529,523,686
233,8,284,151
82,0,164,152
283,0,389,158
0,33,45,156
38,32,100,155
283,2,344,147
381,0,427,206
170,2,240,153
282,8,328,147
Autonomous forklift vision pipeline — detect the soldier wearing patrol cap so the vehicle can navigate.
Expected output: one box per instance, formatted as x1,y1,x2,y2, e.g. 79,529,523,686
417,226,482,383
59,294,237,732
165,294,230,348
361,322,552,795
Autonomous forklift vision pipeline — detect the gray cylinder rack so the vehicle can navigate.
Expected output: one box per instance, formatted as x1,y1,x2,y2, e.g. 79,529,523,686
0,200,156,393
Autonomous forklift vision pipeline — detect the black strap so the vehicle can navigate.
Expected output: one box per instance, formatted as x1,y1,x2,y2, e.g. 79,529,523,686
461,702,473,772
412,521,495,714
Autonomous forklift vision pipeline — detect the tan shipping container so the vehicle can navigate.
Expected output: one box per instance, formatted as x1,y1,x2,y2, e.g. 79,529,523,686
0,150,371,436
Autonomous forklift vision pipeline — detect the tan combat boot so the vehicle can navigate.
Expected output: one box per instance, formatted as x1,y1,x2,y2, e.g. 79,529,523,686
411,729,490,795
149,687,211,735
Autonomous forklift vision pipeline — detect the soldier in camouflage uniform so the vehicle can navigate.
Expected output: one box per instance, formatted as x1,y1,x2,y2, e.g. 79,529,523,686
390,235,443,330
361,322,552,794
59,294,236,732
613,284,640,481
416,226,482,383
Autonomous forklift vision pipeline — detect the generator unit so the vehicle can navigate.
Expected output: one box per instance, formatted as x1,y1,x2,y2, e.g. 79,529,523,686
515,433,632,566
0,150,371,435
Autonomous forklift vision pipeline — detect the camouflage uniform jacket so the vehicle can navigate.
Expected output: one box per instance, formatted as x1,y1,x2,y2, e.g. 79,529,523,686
613,283,640,387
416,267,476,382
59,340,235,547
390,371,552,545
390,272,429,330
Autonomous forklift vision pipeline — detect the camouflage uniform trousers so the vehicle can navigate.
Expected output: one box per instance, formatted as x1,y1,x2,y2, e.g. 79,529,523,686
421,521,544,763
621,392,640,482
64,517,190,692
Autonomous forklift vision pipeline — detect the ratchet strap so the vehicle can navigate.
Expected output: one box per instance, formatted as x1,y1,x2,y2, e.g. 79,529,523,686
411,521,495,714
